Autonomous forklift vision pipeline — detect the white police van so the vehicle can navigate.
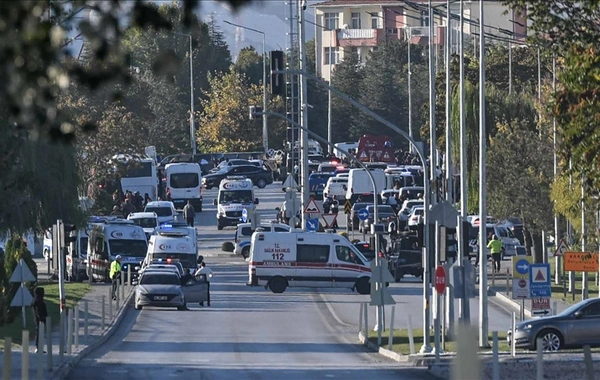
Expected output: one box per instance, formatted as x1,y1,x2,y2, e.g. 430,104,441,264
248,231,371,294
213,177,259,230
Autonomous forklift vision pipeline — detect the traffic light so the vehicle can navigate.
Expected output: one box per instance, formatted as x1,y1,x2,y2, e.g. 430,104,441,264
63,223,77,245
270,50,285,96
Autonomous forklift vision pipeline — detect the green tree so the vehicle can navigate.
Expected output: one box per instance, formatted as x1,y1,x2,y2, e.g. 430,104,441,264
234,47,264,86
331,50,364,142
1,235,37,324
487,121,554,261
198,69,286,153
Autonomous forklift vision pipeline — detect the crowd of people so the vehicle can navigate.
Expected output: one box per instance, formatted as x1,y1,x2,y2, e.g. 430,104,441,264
110,190,152,218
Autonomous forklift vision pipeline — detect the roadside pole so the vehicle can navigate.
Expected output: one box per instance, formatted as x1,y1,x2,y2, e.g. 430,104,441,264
298,0,309,231
57,219,66,358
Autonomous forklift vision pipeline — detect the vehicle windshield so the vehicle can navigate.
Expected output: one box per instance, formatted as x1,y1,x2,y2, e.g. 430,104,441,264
139,273,180,286
348,244,369,264
145,207,172,217
170,173,199,188
80,237,88,256
219,190,253,204
121,161,153,178
131,217,158,228
109,239,147,257
152,253,196,269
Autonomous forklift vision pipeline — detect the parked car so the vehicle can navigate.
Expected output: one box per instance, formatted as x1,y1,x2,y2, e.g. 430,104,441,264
407,206,425,230
209,159,252,174
507,298,600,351
360,205,397,233
202,165,273,189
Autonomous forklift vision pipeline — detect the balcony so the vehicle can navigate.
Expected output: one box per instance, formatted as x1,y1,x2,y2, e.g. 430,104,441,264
336,28,384,47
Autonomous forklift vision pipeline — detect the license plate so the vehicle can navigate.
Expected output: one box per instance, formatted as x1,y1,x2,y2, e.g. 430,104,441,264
154,296,167,301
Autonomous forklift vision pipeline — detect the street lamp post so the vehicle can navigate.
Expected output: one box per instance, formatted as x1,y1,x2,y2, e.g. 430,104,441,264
224,20,268,154
169,32,196,155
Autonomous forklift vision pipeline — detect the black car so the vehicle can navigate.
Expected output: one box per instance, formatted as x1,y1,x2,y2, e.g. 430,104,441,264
202,165,273,189
350,202,372,230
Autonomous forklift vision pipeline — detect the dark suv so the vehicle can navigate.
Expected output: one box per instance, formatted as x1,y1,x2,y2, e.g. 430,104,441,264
202,165,273,189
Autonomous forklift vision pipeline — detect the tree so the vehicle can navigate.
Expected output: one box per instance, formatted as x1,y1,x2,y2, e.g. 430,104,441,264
234,47,263,86
198,69,287,153
487,120,554,261
501,1,600,197
331,50,364,142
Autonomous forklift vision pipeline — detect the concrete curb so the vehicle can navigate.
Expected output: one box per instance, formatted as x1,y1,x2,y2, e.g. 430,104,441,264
488,287,533,319
49,288,135,380
357,331,410,363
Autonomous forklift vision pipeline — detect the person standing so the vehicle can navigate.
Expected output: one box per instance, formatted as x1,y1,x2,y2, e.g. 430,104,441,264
487,234,503,273
110,255,122,300
32,287,48,353
195,262,213,306
183,200,196,227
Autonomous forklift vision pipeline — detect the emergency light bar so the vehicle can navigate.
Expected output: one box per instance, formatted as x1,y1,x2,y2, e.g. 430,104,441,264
158,231,187,237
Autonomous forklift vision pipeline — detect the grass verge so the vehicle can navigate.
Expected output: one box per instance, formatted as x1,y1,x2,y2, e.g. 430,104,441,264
367,328,509,355
0,282,90,348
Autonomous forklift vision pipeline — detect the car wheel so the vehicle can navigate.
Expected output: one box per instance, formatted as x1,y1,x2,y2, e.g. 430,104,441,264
242,246,250,259
268,277,287,293
394,269,404,282
217,224,224,230
537,329,563,351
257,179,267,189
355,277,370,295
177,304,187,311
135,302,142,310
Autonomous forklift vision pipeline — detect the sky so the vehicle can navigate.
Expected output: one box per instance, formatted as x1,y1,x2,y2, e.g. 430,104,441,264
66,1,317,60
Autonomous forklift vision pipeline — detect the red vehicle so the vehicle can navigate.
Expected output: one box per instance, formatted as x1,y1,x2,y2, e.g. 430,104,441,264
356,135,395,163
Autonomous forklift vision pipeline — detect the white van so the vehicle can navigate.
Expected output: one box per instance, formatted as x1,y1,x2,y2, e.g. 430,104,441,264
165,163,203,211
213,177,259,230
66,225,93,282
334,142,358,159
385,170,414,189
145,230,199,272
323,176,348,199
345,168,386,202
234,222,291,258
127,212,159,240
88,219,148,282
248,231,371,294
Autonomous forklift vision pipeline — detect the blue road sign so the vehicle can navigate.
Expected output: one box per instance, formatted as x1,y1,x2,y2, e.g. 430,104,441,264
529,263,551,298
515,259,530,276
358,208,370,221
241,208,248,223
306,218,319,232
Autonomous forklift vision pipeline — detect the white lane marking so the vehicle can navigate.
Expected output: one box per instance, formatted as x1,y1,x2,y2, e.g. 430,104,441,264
316,291,353,328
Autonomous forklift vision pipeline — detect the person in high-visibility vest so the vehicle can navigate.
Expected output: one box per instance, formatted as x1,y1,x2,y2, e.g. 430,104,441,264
110,255,122,300
487,235,503,273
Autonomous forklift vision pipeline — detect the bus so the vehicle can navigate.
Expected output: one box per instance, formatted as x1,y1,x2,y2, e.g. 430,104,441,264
113,155,158,201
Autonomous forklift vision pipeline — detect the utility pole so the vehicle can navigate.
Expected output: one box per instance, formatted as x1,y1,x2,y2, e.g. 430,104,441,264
582,175,588,300
298,0,310,230
328,29,333,154
428,0,437,200
407,27,414,151
552,55,560,285
189,34,196,155
445,0,452,203
478,0,489,348
458,0,469,324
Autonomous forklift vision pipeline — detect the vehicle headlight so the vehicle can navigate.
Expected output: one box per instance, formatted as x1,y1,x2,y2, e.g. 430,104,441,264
134,266,140,270
521,324,533,331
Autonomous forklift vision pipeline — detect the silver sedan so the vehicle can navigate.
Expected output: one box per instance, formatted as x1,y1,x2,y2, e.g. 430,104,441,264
508,298,600,351
135,271,186,310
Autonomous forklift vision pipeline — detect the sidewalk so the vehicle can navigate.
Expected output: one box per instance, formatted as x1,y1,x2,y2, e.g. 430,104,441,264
1,283,134,380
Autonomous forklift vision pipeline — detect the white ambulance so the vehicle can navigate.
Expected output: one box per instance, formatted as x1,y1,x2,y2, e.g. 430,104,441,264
88,219,148,283
213,177,259,230
145,230,199,273
248,231,371,294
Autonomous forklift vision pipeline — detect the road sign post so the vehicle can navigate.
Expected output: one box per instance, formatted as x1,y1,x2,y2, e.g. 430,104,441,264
358,208,369,241
529,263,551,298
344,200,351,215
321,213,338,229
305,218,319,232
531,297,551,316
9,259,36,329
241,208,248,223
512,256,533,300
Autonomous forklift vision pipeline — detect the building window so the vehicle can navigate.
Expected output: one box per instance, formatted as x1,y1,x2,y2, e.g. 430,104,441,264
387,28,398,35
351,12,361,29
324,12,339,30
350,47,361,61
371,13,380,29
421,10,429,27
324,47,339,65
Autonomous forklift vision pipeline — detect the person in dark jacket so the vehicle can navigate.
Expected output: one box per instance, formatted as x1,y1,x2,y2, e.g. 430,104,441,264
32,287,48,353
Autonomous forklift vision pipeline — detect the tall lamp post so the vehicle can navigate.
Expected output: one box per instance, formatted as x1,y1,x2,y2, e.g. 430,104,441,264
224,20,269,154
170,32,196,155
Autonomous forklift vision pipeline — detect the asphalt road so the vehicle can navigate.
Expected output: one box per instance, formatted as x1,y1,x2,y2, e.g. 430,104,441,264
67,259,434,380
65,183,514,379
